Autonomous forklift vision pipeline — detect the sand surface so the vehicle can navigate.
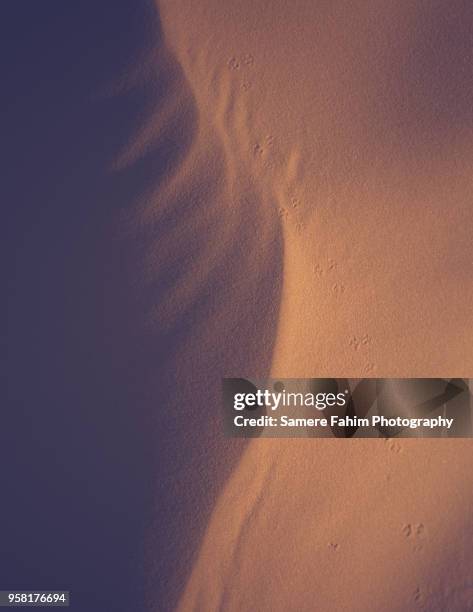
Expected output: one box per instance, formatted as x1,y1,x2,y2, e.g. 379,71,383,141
150,2,473,610
4,2,473,611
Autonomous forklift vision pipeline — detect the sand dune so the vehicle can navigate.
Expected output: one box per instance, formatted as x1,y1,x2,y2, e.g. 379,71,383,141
153,1,473,610
134,6,283,611
4,2,278,609
4,1,473,610
178,438,473,611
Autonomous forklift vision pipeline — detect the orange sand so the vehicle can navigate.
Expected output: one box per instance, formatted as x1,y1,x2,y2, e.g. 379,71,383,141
115,2,473,609
20,3,473,610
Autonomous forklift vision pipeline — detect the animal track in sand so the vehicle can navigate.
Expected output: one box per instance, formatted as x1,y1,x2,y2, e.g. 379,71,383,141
331,283,345,295
402,523,426,552
278,207,288,220
363,362,375,374
384,438,402,453
349,334,371,351
328,542,340,552
228,57,240,71
252,135,275,159
403,523,424,538
348,336,374,372
314,264,323,277
312,259,339,278
228,53,254,71
412,582,473,610
413,586,426,608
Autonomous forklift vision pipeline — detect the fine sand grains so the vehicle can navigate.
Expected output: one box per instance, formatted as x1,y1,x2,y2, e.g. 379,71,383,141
153,2,473,610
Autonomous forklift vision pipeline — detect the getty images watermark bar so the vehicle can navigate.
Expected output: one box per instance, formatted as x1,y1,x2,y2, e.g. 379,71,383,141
222,379,473,438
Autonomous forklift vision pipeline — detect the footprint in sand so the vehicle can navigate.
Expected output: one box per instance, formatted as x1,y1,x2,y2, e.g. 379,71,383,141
384,438,402,453
332,282,346,295
364,362,375,374
402,523,426,552
228,53,254,71
413,586,426,608
349,334,371,351
252,136,275,159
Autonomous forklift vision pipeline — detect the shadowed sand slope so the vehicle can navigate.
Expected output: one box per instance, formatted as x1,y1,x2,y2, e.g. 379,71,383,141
3,2,281,611
136,16,283,612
